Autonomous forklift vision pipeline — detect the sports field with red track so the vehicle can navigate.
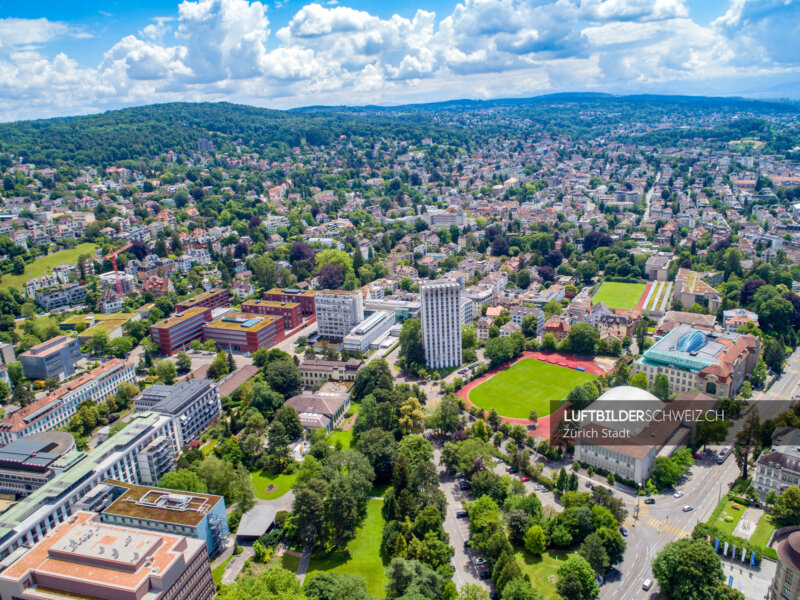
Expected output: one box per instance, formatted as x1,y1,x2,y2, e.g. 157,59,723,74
457,352,610,439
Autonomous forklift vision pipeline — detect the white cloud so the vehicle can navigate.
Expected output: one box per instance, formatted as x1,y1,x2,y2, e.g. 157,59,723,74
0,0,799,121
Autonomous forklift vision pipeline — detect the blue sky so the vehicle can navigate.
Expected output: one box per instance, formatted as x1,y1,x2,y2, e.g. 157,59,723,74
0,0,798,121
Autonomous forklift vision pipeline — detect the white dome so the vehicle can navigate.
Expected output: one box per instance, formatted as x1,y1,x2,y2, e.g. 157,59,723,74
596,386,660,403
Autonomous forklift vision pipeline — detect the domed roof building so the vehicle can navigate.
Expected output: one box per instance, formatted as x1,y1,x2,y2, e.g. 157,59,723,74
770,531,800,599
571,386,717,485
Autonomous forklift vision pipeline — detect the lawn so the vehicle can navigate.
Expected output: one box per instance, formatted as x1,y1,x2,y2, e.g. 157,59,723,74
515,548,574,599
279,552,301,573
327,430,353,450
211,555,233,586
304,499,386,598
712,499,745,536
250,470,297,500
750,513,777,547
469,358,596,419
0,243,99,291
592,281,646,310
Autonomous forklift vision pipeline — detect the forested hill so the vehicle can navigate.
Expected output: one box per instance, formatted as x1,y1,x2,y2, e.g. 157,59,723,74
0,102,465,167
1,94,798,168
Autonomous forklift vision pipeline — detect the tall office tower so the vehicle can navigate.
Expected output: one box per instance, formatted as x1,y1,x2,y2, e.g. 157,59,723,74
315,290,365,339
420,280,463,369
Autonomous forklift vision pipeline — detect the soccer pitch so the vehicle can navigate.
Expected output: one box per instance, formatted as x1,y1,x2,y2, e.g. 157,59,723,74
468,358,597,419
592,281,646,310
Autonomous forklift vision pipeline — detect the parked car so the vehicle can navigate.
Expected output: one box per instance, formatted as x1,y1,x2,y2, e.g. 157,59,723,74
643,579,653,591
456,510,468,518
674,491,684,498
464,540,470,551
479,570,491,580
474,557,487,566
692,452,702,460
458,479,470,490
644,498,656,505
521,476,530,482
507,466,518,474
619,526,628,537
682,505,694,512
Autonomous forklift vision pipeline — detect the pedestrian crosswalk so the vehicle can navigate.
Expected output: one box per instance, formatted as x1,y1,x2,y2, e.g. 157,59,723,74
646,517,690,539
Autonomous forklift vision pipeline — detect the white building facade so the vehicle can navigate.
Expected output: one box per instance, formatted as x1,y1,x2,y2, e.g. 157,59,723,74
420,280,463,370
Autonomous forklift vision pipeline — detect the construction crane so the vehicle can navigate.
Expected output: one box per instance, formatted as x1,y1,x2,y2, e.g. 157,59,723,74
105,242,133,295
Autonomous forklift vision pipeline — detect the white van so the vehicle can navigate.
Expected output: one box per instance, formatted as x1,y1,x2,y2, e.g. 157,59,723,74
642,579,653,591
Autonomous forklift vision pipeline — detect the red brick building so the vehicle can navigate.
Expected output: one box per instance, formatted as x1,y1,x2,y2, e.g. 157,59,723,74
149,307,212,354
202,313,284,353
264,288,317,317
175,288,230,312
241,300,301,330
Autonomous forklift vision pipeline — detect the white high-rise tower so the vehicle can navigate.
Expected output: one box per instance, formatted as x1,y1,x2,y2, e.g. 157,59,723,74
420,280,463,369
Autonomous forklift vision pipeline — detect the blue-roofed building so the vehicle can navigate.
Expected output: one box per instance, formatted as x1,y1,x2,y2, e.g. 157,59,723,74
632,324,761,398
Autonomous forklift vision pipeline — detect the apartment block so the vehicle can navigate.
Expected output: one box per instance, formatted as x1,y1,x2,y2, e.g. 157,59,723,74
174,288,230,312
241,299,302,330
0,359,135,446
34,282,88,310
264,287,318,317
149,307,212,355
315,290,364,339
133,380,221,446
19,336,82,381
420,280,462,370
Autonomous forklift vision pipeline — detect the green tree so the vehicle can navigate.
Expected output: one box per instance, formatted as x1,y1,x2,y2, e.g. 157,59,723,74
485,336,515,368
306,572,374,600
217,566,306,600
158,469,208,493
614,359,630,385
764,338,785,374
155,359,177,384
772,485,800,525
399,318,426,375
556,555,599,600
175,351,192,373
207,351,229,380
751,358,768,387
652,373,670,401
524,524,547,556
264,359,302,398
651,538,737,600
578,533,610,575
630,372,648,390
567,322,600,355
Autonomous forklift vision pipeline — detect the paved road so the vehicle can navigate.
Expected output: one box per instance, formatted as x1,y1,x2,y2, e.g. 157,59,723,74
296,545,312,584
601,347,800,599
433,447,488,591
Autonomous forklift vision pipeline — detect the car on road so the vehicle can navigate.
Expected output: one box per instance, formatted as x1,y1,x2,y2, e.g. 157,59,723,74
506,466,518,474
682,505,694,512
642,579,653,591
534,484,544,491
692,452,702,460
619,526,628,537
474,557,487,566
479,570,491,580
644,498,656,504
521,476,530,482
674,491,684,498
456,510,468,518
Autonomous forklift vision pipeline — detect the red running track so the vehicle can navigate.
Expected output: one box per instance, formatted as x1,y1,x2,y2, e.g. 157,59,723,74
633,281,653,314
457,351,610,440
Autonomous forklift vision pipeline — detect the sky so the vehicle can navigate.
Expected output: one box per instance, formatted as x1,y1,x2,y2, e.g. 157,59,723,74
0,0,798,122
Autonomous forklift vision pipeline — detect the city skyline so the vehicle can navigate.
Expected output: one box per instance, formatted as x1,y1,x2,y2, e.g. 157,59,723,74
0,0,798,122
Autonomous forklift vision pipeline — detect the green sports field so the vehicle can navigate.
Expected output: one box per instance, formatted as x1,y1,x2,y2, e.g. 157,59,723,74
0,243,99,291
468,358,596,419
592,281,646,310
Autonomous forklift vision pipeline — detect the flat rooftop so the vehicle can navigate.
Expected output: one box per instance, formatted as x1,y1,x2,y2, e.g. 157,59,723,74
102,480,223,527
151,306,208,329
0,511,197,592
136,379,215,415
178,289,227,305
204,312,280,332
242,299,300,309
266,288,318,297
